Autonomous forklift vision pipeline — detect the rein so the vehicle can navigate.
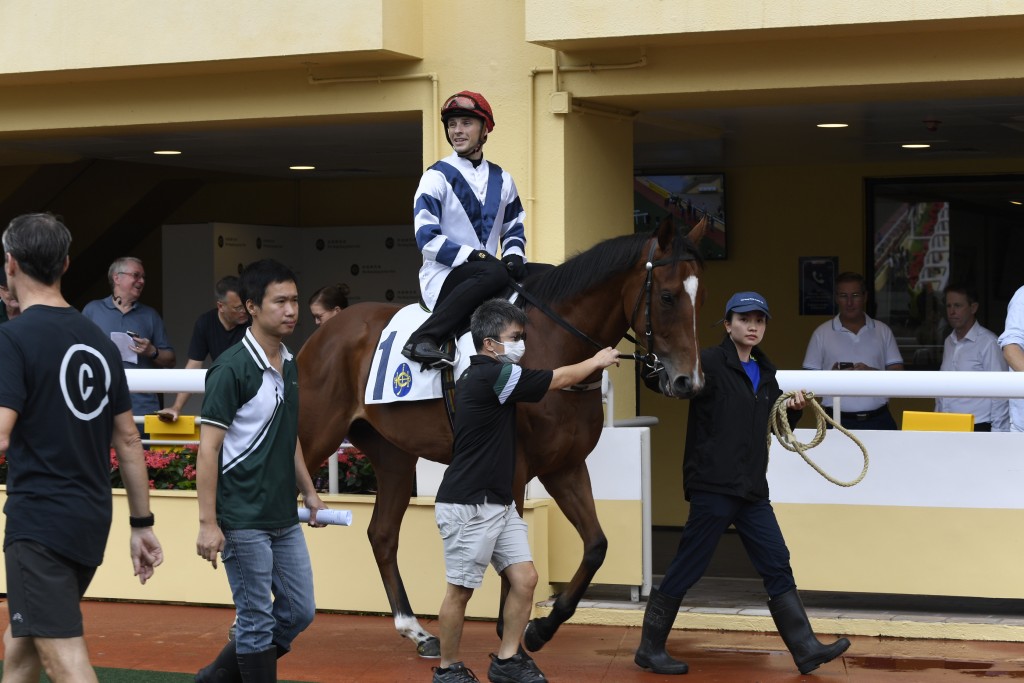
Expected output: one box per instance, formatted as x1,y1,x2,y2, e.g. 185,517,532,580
510,238,695,382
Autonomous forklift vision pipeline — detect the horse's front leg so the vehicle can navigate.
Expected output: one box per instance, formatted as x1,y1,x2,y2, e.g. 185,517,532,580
361,435,441,658
524,462,606,652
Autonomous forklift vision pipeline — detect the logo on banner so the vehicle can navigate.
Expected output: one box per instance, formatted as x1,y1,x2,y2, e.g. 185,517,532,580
392,363,413,397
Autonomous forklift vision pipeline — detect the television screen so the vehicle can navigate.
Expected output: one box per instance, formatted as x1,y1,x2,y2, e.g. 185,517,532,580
634,173,726,259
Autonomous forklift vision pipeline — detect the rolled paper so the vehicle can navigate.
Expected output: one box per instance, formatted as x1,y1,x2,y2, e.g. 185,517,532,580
297,508,352,526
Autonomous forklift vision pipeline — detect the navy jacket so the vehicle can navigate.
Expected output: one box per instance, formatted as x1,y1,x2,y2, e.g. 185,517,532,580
683,336,800,502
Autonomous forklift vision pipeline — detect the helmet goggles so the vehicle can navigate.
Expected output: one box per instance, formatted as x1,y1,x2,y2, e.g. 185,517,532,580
441,91,495,132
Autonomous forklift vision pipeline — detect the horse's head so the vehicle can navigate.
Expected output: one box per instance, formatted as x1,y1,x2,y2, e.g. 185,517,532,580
633,215,707,399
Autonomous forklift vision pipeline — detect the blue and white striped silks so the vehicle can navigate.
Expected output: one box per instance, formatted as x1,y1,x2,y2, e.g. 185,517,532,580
413,152,527,309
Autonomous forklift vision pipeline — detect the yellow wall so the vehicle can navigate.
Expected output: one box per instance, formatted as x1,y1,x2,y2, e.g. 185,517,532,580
526,0,1024,46
2,0,1022,530
0,0,421,80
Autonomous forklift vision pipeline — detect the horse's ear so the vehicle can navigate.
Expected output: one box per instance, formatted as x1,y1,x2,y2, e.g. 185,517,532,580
686,214,708,246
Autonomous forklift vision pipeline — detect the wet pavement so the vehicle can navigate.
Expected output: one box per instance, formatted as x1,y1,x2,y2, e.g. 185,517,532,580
4,599,1023,682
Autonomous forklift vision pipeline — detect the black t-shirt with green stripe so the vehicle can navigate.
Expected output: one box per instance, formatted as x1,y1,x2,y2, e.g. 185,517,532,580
436,355,551,505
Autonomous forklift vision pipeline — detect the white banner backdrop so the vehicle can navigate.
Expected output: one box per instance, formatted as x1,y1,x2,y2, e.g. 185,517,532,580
162,223,419,413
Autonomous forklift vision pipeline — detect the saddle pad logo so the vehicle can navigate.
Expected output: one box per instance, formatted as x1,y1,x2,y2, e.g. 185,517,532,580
392,363,413,397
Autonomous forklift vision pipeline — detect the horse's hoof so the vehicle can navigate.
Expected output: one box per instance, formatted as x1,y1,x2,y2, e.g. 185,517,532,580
523,620,548,652
416,636,441,658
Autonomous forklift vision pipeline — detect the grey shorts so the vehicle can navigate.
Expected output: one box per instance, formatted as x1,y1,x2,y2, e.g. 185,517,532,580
435,502,532,589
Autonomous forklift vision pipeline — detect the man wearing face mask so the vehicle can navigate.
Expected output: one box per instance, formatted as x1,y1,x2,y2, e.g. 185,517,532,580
431,299,619,683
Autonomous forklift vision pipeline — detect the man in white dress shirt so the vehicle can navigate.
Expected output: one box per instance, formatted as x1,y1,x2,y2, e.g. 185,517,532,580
803,272,904,429
935,285,1009,431
997,284,1024,432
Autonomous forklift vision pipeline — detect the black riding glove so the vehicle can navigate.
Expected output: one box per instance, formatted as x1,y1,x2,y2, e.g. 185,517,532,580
502,254,527,280
467,250,499,264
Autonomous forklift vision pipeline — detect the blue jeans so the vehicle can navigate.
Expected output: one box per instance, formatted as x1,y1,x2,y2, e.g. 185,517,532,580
659,491,796,599
222,525,315,655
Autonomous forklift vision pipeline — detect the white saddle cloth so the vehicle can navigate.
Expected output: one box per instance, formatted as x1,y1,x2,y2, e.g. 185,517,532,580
364,304,476,405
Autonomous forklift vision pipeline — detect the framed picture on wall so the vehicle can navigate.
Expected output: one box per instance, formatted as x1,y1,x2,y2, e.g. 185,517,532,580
633,173,727,259
799,256,838,315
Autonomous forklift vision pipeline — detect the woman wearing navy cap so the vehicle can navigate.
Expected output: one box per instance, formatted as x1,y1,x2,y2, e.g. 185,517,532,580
635,291,850,676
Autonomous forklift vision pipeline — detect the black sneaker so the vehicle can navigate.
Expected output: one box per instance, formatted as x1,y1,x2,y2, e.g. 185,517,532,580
487,652,547,683
432,661,480,683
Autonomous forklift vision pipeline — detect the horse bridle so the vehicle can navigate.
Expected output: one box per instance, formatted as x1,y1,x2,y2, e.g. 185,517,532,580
510,237,697,382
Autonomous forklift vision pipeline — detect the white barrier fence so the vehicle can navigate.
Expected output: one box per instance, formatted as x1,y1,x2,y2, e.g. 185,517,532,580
124,368,1024,399
126,368,1023,598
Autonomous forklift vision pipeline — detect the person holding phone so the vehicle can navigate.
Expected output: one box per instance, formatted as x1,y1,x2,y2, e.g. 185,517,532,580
802,272,903,429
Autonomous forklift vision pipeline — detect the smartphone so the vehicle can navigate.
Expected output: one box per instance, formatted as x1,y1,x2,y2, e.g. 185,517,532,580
837,361,854,369
125,330,140,339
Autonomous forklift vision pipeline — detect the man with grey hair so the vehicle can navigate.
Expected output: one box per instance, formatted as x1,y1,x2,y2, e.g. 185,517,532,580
83,255,175,421
0,213,163,682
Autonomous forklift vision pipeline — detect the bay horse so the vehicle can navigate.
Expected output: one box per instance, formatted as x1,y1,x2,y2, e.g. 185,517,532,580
297,216,706,657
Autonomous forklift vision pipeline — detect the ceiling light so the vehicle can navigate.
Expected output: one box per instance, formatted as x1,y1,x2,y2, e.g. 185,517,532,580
289,165,316,171
1011,200,1022,206
901,143,930,149
153,150,181,155
816,123,848,128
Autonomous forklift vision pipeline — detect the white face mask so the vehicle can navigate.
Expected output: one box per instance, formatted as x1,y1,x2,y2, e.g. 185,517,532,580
495,339,526,364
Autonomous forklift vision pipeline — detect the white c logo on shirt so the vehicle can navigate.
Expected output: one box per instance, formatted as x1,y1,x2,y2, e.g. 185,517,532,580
60,344,112,421
78,364,94,401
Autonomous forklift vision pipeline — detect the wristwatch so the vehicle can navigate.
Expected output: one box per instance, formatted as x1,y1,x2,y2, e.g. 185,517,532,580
129,513,155,528
150,346,159,360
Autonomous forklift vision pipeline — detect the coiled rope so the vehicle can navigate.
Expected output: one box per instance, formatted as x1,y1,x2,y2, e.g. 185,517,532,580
767,391,869,487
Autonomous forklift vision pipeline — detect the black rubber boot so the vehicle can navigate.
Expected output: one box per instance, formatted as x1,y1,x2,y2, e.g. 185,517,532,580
195,641,241,682
634,589,688,674
769,589,850,674
237,647,278,683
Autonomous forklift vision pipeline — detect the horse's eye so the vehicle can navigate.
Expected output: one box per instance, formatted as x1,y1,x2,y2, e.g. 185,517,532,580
660,292,674,305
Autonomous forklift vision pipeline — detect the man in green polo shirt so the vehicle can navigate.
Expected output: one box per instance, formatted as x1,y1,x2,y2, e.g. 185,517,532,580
194,259,327,682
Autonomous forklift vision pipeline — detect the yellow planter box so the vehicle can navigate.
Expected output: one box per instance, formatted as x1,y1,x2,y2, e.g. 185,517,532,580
0,488,553,620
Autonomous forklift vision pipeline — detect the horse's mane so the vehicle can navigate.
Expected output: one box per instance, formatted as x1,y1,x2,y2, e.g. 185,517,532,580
524,227,702,305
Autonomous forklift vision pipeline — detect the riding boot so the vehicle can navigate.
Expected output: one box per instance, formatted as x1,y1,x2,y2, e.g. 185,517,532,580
769,589,850,674
237,647,277,683
634,589,689,675
195,641,241,682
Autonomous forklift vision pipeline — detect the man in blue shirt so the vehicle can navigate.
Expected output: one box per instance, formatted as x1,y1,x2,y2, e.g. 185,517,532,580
82,257,175,420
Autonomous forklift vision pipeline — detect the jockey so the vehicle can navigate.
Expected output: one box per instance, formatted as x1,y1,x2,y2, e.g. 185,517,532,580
402,90,546,367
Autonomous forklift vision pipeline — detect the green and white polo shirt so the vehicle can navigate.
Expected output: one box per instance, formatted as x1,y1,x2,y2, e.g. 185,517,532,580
201,329,299,530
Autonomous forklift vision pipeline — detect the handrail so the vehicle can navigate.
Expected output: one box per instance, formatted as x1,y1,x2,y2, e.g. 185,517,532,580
122,368,1024,399
121,368,1024,401
776,370,1024,399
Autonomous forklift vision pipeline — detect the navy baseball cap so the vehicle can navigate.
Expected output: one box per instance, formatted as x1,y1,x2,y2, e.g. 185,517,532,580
719,291,770,322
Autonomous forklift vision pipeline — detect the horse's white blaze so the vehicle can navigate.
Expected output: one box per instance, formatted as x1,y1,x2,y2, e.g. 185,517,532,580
683,275,703,387
395,614,431,643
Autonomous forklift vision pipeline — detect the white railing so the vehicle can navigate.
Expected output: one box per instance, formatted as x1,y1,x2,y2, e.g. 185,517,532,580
125,368,1024,497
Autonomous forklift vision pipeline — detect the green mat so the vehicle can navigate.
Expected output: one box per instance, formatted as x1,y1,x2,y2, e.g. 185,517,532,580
0,662,306,682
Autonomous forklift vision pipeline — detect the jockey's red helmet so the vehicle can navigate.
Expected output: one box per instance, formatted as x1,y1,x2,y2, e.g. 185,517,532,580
441,91,495,132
